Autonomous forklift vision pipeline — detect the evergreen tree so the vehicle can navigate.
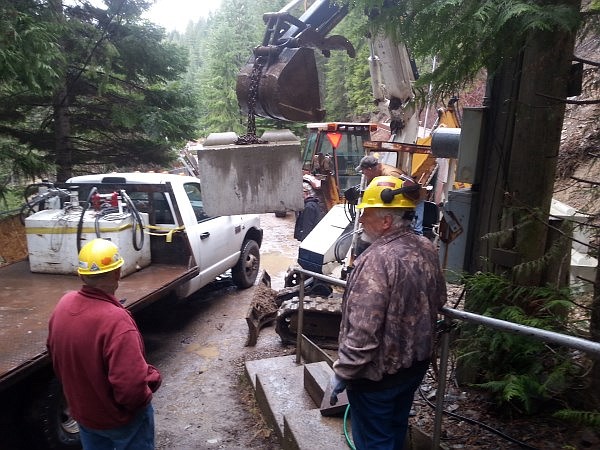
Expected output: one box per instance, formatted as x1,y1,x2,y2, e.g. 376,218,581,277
0,0,197,181
350,0,582,102
0,0,63,192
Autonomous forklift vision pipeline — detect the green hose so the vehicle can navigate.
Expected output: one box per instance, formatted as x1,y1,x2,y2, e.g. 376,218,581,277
343,403,356,450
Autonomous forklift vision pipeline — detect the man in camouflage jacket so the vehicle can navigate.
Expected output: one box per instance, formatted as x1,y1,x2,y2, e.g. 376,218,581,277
330,176,447,449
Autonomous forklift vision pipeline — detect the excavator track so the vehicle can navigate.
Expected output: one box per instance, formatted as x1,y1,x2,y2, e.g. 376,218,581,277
275,295,342,349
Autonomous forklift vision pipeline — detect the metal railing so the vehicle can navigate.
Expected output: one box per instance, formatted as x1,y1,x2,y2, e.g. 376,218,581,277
290,266,600,449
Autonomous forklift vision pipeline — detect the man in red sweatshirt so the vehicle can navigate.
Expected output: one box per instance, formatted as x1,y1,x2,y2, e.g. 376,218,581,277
48,238,161,449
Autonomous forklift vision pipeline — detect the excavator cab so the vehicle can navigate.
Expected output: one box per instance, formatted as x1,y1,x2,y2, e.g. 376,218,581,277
236,0,354,123
301,122,377,210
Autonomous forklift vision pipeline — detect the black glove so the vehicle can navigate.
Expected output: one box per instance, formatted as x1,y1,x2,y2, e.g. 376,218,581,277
329,374,347,406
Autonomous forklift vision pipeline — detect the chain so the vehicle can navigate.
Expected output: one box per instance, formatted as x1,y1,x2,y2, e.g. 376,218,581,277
236,57,266,145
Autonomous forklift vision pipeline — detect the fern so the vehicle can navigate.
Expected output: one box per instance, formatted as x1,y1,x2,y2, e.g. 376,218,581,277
553,409,600,428
454,271,587,415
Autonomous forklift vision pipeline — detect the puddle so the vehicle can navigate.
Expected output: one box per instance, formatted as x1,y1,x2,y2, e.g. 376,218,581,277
261,251,296,289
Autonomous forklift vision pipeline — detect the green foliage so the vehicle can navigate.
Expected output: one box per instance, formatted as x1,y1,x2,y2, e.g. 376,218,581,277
455,272,583,414
553,409,600,428
0,0,196,181
323,8,374,121
0,136,52,211
349,0,582,102
0,0,64,92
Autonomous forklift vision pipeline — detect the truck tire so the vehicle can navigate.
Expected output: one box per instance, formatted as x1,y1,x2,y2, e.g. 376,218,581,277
232,239,260,289
33,378,80,449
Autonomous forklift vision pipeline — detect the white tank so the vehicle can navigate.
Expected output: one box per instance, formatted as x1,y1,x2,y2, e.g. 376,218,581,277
25,209,151,277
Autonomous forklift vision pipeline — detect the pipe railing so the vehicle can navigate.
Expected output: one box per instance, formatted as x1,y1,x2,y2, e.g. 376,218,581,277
290,266,600,449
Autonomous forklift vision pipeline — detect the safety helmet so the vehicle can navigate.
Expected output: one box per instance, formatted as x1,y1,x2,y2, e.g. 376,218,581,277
77,238,124,275
357,176,417,209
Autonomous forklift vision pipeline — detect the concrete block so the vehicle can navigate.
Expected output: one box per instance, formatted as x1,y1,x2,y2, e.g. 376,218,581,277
196,142,304,216
283,408,349,450
245,354,296,389
252,360,316,440
303,361,332,407
319,378,348,417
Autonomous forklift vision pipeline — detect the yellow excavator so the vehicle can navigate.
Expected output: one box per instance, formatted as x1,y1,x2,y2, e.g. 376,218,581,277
237,0,461,346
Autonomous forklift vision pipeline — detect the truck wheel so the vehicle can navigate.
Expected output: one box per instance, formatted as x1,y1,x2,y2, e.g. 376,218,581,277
232,239,260,289
33,378,80,449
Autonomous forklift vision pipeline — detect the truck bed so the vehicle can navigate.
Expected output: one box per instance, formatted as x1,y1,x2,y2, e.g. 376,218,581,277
0,260,198,389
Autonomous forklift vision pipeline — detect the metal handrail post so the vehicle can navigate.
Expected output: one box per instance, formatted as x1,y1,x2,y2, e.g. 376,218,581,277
296,272,305,364
432,324,450,449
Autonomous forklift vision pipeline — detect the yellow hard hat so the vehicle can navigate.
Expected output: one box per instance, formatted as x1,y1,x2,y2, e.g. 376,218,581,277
357,176,417,209
77,238,124,275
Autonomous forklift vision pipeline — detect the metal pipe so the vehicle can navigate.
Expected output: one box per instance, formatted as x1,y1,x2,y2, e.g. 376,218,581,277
442,307,600,358
288,267,600,446
296,272,305,364
293,267,346,287
432,325,450,449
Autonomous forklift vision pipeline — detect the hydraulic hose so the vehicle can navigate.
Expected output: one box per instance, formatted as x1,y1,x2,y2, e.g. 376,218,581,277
334,230,356,263
120,190,145,251
76,186,97,253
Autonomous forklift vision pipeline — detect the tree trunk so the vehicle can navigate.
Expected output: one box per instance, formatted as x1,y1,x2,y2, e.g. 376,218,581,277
53,86,72,182
49,0,72,182
473,0,581,286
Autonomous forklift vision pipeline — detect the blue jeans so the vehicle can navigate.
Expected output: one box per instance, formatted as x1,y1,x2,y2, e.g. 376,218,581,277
79,404,155,450
347,365,428,450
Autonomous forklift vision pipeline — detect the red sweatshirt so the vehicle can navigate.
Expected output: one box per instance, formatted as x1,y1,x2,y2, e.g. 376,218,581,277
47,285,161,430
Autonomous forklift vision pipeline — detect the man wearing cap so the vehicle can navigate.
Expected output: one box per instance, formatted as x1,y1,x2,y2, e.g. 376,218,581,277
47,238,161,449
355,155,405,182
356,155,426,235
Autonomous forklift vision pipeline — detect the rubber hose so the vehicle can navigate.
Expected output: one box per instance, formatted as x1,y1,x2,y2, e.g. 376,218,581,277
120,190,145,251
77,186,97,253
343,403,355,450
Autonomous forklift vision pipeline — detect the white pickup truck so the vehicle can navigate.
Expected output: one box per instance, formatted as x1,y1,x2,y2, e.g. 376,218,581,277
66,172,263,292
0,172,262,449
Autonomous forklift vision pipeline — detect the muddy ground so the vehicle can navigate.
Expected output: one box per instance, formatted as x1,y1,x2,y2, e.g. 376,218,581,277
0,209,596,449
138,212,299,450
137,212,596,450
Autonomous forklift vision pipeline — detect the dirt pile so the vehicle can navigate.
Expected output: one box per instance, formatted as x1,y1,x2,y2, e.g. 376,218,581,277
0,215,27,265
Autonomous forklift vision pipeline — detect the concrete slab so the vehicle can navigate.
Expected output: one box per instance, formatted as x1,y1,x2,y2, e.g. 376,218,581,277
252,360,316,440
283,408,349,450
245,354,297,389
196,142,304,216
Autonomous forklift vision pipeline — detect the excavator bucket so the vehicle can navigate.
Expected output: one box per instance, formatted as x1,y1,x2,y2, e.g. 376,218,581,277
236,47,325,123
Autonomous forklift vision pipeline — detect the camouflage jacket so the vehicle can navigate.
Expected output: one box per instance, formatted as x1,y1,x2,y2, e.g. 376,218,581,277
333,227,447,382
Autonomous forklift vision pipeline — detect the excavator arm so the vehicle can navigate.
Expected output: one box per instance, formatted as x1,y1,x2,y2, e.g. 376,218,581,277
236,0,354,122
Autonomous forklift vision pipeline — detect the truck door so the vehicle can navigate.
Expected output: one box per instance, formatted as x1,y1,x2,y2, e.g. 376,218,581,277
178,182,246,289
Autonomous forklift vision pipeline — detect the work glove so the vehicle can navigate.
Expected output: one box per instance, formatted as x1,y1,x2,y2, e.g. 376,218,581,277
329,374,347,406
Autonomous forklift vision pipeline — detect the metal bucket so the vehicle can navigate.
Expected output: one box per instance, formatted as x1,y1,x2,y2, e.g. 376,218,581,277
236,47,325,122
